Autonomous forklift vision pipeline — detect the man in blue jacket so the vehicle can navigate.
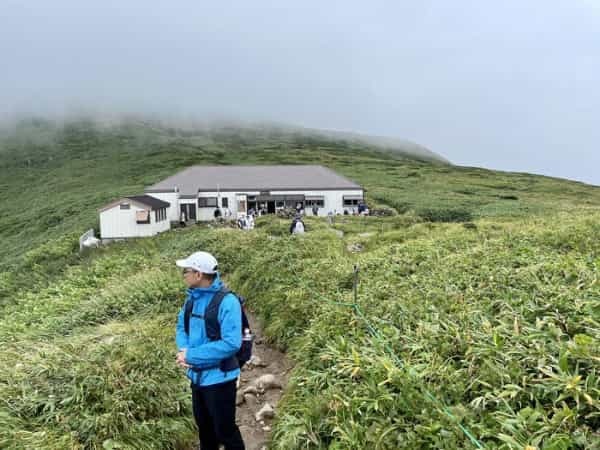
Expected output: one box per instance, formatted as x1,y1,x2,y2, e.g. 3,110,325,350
175,251,245,450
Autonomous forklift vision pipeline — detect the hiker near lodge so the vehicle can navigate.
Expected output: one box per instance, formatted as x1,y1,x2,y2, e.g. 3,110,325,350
290,215,306,234
175,251,251,450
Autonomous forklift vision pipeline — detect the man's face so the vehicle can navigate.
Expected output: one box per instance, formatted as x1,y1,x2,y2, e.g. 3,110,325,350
182,268,204,288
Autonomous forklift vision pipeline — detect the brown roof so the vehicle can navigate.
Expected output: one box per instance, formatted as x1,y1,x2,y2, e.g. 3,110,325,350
126,195,170,210
99,195,170,213
145,165,362,196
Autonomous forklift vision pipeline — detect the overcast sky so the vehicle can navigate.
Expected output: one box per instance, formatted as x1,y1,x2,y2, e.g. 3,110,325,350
1,1,599,185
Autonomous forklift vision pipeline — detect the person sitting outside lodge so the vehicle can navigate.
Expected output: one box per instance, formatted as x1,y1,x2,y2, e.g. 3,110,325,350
237,215,247,230
180,210,187,227
290,215,306,234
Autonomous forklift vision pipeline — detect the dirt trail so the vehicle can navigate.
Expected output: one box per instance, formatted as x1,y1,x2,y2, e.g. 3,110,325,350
236,311,292,450
188,311,292,450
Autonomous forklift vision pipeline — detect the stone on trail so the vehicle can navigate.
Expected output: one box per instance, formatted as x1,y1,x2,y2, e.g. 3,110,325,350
253,374,282,393
247,355,267,368
242,385,259,396
255,403,275,422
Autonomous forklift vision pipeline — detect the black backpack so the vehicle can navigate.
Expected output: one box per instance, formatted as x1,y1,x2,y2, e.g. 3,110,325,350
184,289,253,373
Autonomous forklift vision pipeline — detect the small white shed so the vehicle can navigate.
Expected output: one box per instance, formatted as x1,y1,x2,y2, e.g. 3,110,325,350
99,195,170,239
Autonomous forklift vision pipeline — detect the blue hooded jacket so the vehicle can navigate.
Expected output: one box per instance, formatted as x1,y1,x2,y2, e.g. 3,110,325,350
176,275,241,386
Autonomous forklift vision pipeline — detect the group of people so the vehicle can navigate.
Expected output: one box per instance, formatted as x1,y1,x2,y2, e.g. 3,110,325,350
213,207,233,221
236,214,254,230
343,201,369,216
237,202,313,233
182,201,368,234
248,206,267,217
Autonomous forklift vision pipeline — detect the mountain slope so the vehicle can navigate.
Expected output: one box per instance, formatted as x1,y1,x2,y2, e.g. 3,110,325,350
1,117,598,271
1,118,599,449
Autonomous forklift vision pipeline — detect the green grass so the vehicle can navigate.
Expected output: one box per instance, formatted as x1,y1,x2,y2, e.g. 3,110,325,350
1,118,599,449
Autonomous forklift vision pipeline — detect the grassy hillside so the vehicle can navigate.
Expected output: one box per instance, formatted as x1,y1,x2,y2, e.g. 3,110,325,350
1,118,598,277
0,119,599,449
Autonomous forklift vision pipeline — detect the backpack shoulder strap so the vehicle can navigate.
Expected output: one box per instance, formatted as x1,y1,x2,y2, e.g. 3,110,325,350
204,289,231,341
184,298,194,335
237,294,250,331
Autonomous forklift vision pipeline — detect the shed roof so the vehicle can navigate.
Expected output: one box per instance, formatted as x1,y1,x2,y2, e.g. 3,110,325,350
99,195,170,213
126,195,170,210
145,165,362,196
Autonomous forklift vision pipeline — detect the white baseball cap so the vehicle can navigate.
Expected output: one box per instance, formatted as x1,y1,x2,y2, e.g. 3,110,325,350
176,251,219,274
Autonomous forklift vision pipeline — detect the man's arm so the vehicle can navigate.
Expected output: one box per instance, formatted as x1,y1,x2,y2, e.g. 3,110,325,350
175,302,189,351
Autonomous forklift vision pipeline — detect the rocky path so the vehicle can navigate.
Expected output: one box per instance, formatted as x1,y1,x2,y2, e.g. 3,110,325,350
235,311,292,450
188,311,292,450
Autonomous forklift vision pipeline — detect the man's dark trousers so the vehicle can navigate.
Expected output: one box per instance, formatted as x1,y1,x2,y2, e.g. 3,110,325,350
191,379,245,450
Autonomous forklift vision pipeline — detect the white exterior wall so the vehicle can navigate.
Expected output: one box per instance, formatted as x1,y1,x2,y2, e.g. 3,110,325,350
193,189,363,219
146,192,179,222
100,204,170,239
195,191,261,220
219,193,237,215
152,211,171,235
195,192,237,221
197,192,216,222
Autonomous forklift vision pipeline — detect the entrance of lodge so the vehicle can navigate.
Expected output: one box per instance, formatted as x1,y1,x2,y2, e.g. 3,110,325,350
249,194,305,214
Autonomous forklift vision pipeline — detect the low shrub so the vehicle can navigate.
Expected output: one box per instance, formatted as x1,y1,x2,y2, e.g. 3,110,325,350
417,207,473,223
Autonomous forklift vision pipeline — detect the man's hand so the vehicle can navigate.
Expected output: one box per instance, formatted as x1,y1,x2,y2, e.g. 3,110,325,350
176,349,190,369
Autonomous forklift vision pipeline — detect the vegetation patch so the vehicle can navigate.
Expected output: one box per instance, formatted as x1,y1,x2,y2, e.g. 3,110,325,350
417,207,473,223
497,194,519,200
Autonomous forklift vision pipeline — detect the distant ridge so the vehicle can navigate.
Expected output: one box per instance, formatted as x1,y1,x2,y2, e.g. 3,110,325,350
0,114,449,164
281,124,449,163
115,116,450,163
